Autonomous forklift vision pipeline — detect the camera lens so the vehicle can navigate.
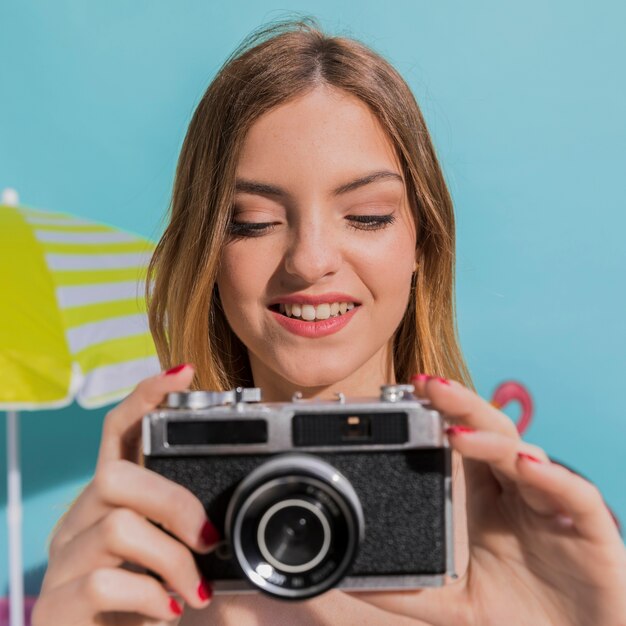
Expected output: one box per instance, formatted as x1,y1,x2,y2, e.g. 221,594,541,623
258,499,331,572
226,454,364,600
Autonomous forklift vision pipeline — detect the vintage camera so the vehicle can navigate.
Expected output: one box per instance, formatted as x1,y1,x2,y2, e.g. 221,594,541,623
142,385,454,600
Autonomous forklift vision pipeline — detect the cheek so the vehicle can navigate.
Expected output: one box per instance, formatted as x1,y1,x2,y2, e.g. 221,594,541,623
352,231,415,301
216,244,279,343
218,245,266,303
216,251,257,332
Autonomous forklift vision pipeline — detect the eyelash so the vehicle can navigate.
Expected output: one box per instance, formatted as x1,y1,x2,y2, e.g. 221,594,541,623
228,222,278,238
345,214,396,231
228,214,396,238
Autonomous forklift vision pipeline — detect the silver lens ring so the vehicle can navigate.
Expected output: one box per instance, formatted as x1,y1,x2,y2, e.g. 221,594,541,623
232,475,358,598
257,498,331,573
226,454,364,599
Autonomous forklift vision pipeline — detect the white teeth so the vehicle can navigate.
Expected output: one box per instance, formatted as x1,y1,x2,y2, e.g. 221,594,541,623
278,301,356,321
301,304,316,321
315,303,331,320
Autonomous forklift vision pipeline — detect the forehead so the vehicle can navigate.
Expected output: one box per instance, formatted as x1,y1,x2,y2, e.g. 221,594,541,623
236,85,401,185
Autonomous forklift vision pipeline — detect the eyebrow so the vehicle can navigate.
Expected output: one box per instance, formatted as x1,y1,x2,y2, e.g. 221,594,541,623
234,170,404,199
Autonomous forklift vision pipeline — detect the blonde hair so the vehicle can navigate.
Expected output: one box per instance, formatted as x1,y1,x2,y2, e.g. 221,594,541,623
147,18,473,390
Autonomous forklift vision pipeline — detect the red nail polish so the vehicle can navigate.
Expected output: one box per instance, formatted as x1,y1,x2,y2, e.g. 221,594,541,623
436,377,450,385
200,520,221,546
170,598,183,615
518,452,542,463
198,578,213,602
445,425,475,436
411,374,431,382
165,364,188,376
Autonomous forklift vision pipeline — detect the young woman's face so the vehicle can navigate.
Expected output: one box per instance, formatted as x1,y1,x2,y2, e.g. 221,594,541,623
217,85,417,399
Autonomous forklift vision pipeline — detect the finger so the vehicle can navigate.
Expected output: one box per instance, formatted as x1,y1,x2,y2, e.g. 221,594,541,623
412,375,519,438
98,364,195,465
31,568,185,625
446,427,549,478
446,427,515,495
515,453,622,543
445,426,618,540
49,460,219,560
46,508,212,610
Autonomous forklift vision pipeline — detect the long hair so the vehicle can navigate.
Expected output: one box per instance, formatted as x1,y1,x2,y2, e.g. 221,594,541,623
147,18,473,390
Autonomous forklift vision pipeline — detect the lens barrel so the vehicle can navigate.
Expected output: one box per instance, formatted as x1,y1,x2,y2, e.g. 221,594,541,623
226,454,364,600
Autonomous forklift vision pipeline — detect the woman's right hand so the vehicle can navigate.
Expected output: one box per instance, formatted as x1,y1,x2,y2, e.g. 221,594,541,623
32,364,218,625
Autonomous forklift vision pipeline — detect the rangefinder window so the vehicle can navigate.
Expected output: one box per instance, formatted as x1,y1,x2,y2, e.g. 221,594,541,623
292,412,408,446
342,415,371,440
167,419,268,446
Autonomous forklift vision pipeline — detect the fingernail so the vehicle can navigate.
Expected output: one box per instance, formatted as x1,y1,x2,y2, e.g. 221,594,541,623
200,520,221,546
436,377,450,385
165,364,189,376
198,578,213,602
445,425,475,436
518,452,542,463
170,598,183,615
411,374,431,382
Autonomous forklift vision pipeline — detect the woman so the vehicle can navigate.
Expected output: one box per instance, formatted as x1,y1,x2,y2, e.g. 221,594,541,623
33,19,626,626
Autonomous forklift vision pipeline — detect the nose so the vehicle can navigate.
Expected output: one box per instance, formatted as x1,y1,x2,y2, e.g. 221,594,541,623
282,218,342,285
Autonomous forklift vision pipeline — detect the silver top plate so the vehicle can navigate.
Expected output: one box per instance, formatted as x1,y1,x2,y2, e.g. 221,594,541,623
143,394,445,457
164,388,262,409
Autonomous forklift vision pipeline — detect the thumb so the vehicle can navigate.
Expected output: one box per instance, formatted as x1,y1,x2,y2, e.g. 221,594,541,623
97,364,195,466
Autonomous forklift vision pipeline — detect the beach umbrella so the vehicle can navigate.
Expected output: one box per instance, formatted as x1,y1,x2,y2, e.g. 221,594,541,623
0,189,160,625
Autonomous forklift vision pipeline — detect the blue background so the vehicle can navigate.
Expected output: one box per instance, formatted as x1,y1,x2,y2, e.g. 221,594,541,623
1,0,625,596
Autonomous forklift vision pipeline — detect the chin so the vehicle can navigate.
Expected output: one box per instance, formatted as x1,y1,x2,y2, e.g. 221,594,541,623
277,355,372,391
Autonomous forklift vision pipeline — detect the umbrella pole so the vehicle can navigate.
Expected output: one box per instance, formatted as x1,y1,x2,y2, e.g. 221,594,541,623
7,410,24,626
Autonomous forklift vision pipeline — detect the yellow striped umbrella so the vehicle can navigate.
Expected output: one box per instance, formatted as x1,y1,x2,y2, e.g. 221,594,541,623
0,191,160,625
0,199,159,408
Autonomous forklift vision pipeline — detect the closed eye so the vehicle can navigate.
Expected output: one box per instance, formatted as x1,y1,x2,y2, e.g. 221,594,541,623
346,214,396,231
228,214,396,237
228,221,280,238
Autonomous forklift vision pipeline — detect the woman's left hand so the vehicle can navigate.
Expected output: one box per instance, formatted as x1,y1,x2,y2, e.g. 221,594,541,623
357,376,626,626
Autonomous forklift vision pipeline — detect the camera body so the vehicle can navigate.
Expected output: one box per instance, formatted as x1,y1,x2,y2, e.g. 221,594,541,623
142,385,454,600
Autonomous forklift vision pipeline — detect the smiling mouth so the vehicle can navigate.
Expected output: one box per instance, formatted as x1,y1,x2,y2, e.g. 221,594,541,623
269,301,359,321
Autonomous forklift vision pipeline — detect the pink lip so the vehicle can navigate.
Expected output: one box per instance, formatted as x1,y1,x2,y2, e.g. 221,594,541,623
270,306,359,338
269,292,361,307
